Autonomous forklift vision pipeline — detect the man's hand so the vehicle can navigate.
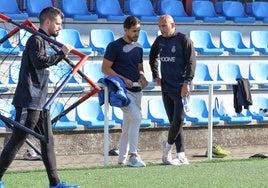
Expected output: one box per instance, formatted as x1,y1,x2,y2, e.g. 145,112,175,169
123,78,133,88
181,83,190,97
138,74,148,89
154,77,161,86
61,44,73,55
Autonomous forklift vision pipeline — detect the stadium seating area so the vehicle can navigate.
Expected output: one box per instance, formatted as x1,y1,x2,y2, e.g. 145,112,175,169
0,0,267,24
3,27,268,56
0,0,268,131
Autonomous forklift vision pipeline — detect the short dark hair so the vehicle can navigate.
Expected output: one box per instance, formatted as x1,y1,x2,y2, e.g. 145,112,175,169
39,7,64,24
123,16,140,29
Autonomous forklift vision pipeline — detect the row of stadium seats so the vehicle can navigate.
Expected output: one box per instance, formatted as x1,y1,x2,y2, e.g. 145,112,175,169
0,28,150,55
148,96,268,125
193,62,268,90
190,30,268,55
191,1,268,23
2,27,268,56
2,61,267,94
1,0,268,23
1,61,105,92
1,95,267,131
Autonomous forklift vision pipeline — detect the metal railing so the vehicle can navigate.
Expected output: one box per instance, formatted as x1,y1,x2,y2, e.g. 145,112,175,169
102,80,268,165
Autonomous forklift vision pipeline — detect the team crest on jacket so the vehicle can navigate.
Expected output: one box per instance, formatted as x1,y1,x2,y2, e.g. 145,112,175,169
171,45,176,53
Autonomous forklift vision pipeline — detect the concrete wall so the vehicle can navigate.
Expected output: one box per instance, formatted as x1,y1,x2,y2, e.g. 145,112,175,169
1,124,268,157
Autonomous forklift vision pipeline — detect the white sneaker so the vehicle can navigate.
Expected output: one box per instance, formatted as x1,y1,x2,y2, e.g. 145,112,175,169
23,148,42,161
162,141,174,165
127,155,146,167
173,153,189,165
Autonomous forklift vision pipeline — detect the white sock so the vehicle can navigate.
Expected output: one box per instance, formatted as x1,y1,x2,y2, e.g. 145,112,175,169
166,142,172,148
177,152,186,158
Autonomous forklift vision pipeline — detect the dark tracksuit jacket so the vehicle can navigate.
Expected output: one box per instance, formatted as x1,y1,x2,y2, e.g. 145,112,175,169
149,32,196,92
12,29,65,110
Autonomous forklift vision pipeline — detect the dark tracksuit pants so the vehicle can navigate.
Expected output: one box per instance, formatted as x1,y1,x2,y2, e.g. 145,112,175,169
0,107,60,186
162,92,185,153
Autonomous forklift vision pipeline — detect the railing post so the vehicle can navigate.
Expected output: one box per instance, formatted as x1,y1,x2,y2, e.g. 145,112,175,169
207,83,214,160
103,86,109,166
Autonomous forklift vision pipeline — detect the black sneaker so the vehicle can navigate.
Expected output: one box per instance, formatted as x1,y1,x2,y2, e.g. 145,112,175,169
109,145,119,156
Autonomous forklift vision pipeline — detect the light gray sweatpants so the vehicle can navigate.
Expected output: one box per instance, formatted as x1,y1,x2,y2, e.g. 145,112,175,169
118,90,142,164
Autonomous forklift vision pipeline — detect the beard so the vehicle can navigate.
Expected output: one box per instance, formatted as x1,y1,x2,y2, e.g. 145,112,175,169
51,32,59,38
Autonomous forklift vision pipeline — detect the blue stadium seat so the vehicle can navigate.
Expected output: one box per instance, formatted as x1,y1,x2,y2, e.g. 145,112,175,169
248,62,268,89
250,31,268,55
186,97,220,125
82,62,105,83
89,29,115,55
0,100,15,128
124,0,160,22
48,62,85,92
26,0,53,17
8,61,21,84
222,1,255,23
251,2,268,23
147,98,169,126
217,62,243,89
0,82,9,93
137,30,151,55
18,29,32,51
193,63,221,90
192,1,226,23
214,97,252,124
0,29,20,55
56,29,92,55
112,106,152,127
159,0,195,23
50,101,78,130
0,0,28,20
217,62,243,81
75,99,115,129
95,0,128,21
189,30,224,55
220,31,255,55
246,96,268,123
61,0,98,21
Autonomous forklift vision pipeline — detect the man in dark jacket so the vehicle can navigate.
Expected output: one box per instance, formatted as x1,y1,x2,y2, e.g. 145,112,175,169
149,14,196,165
0,7,79,188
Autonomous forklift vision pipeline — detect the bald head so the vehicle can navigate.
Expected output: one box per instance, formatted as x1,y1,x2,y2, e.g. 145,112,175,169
158,14,176,37
159,14,175,24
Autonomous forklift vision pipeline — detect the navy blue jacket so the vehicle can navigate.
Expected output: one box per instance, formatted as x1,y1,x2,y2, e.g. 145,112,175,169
98,76,130,107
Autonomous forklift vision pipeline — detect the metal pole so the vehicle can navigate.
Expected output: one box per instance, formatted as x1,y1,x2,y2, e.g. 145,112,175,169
207,83,214,160
103,86,109,166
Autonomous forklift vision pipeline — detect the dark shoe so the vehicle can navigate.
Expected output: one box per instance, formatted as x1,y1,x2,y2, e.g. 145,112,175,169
250,153,268,159
109,145,119,156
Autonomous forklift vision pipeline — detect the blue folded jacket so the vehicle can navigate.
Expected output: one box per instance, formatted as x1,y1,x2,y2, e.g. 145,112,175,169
98,75,131,107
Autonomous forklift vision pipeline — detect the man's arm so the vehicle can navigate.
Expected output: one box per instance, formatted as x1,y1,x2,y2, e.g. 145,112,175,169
28,36,71,69
149,37,161,85
102,57,133,88
183,37,196,84
138,63,148,89
149,37,160,80
181,36,196,97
